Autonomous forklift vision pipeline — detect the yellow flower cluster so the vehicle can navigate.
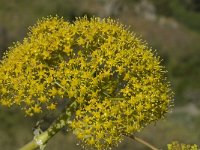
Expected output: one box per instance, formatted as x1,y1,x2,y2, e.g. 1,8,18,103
167,141,199,150
0,16,173,149
0,17,71,115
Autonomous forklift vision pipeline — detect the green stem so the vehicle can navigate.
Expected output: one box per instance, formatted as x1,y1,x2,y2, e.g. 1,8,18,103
128,135,159,150
18,101,76,150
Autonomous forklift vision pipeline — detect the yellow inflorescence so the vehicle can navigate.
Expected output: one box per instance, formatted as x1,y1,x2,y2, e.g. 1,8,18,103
167,141,199,150
0,16,173,149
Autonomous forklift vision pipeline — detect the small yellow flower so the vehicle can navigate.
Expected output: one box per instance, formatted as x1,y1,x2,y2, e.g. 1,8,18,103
38,95,47,103
47,103,56,110
32,104,42,113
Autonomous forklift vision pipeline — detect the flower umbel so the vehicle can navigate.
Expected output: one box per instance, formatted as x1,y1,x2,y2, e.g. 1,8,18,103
167,141,199,150
0,16,173,149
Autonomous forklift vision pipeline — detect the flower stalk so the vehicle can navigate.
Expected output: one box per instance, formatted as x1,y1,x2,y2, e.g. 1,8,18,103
19,101,76,150
128,134,159,150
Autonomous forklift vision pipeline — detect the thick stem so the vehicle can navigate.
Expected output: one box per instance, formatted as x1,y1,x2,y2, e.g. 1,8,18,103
128,135,159,150
19,101,76,150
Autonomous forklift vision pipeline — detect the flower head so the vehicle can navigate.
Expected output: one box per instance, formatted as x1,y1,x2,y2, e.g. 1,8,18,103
0,16,173,149
167,141,199,150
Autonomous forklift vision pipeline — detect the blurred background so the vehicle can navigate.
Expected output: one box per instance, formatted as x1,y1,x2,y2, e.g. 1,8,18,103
0,0,200,149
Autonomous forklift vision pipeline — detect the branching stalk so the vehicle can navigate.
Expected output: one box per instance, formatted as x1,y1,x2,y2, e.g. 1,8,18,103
128,134,159,150
19,101,76,150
